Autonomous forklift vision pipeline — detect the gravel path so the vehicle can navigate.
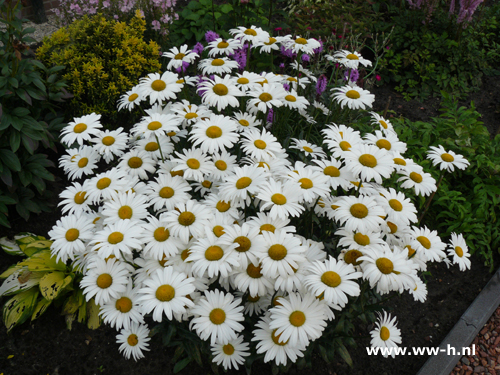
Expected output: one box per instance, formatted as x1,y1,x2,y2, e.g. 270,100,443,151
450,306,500,375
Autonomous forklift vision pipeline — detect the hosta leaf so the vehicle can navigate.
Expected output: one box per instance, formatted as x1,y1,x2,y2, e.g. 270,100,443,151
2,287,39,332
31,298,52,320
19,249,66,272
86,298,101,329
21,239,53,257
0,236,23,255
39,271,72,300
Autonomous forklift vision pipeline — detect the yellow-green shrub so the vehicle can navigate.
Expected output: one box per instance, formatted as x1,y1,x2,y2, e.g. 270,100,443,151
37,12,161,126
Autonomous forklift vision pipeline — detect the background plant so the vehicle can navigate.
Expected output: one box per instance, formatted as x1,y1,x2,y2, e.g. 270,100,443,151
0,0,68,228
36,12,161,127
0,234,99,333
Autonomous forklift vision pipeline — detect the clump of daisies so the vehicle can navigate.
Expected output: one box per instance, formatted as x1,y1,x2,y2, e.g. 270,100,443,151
48,25,472,368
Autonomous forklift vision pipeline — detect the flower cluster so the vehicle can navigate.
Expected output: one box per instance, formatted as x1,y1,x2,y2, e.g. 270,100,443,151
49,25,471,368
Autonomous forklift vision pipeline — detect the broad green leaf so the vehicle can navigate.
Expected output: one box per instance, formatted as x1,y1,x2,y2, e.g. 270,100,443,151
337,344,353,367
19,249,66,272
39,271,72,300
61,291,83,315
22,240,53,257
87,298,101,329
31,298,52,320
0,236,23,255
0,149,21,172
173,357,191,373
3,287,39,332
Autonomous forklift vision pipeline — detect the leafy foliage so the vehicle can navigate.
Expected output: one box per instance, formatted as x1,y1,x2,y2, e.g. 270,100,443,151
375,1,500,99
0,234,98,332
36,12,161,126
394,92,500,268
0,0,68,228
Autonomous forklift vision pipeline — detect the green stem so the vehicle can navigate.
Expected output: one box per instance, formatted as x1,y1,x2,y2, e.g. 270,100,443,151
418,172,445,225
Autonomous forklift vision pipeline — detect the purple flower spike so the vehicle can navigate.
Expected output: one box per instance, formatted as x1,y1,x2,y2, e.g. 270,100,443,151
316,74,327,96
193,42,204,55
205,31,219,43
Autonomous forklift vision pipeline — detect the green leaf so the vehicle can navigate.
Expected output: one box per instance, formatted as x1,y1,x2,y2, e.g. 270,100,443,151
39,271,72,300
19,249,66,272
0,149,21,171
16,88,32,105
87,298,101,329
3,288,39,332
10,130,21,152
12,107,30,117
31,298,52,320
173,357,191,373
8,77,18,88
337,344,353,367
220,3,232,13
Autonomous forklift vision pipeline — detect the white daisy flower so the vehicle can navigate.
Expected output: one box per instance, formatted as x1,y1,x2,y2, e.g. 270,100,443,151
65,146,99,180
90,128,129,163
331,84,375,110
137,267,195,321
170,100,212,128
208,37,242,56
333,195,386,233
233,72,264,93
370,112,395,134
289,139,325,159
117,85,145,112
190,289,245,345
246,211,296,235
203,193,242,221
116,322,151,361
344,143,394,184
240,128,283,161
246,83,287,113
99,283,144,330
219,222,265,269
209,150,238,181
447,232,471,271
370,311,402,358
170,147,215,183
304,256,362,307
90,220,144,260
58,182,92,215
190,113,239,154
364,130,407,154
256,178,304,221
377,187,418,225
198,75,243,112
80,258,131,305
286,162,330,204
321,123,363,159
286,36,321,55
252,313,306,366
163,44,199,70
48,212,94,263
101,190,149,224
410,226,447,263
118,150,157,180
146,173,191,213
329,50,372,69
311,158,354,190
232,262,274,297
397,166,437,197
198,57,239,75
408,274,428,302
133,136,174,162
256,35,283,53
132,113,181,140
60,113,102,147
211,334,250,370
281,89,309,111
268,292,328,348
219,164,268,202
137,71,183,105
336,227,385,251
141,216,183,259
229,25,270,45
427,145,469,172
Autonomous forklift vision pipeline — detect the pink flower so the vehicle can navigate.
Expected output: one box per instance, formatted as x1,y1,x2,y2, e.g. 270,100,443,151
376,75,381,81
152,20,161,31
275,27,282,31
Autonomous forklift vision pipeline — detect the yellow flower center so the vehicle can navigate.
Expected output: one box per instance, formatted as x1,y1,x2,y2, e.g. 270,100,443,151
181,249,191,262
353,232,370,246
321,271,342,288
148,121,162,131
234,236,251,252
410,172,423,183
389,199,403,212
206,125,222,138
223,344,235,355
359,154,377,168
108,232,124,244
239,119,249,127
379,120,388,129
339,141,351,151
247,294,260,302
115,297,132,313
145,142,159,152
271,193,287,205
303,146,313,153
237,77,249,84
128,157,143,169
289,311,306,327
265,37,277,45
323,166,340,177
217,41,229,49
346,53,359,60
73,123,87,133
78,157,88,168
406,245,416,258
455,246,464,257
295,37,307,45
174,52,185,60
65,228,79,242
244,28,257,36
213,225,225,237
178,212,195,226
96,273,112,289
210,308,226,324
202,180,212,188
299,178,313,189
247,263,263,278
387,221,398,234
211,58,225,66
259,93,272,102
441,153,454,162
344,249,363,266
102,136,115,146
159,186,174,199
394,157,406,166
186,158,200,169
215,160,227,170
74,191,87,205
118,205,133,220
185,112,198,120
376,257,394,274
346,90,361,99
376,139,392,150
156,284,175,302
260,224,275,233
127,334,138,346
380,326,390,341
254,139,267,150
271,329,288,346
205,245,224,261
128,93,138,102
287,77,297,82
154,227,170,242
285,95,297,102
213,83,228,96
216,200,231,212
236,177,252,189
268,244,287,261
151,79,166,91
350,203,368,218
417,236,431,249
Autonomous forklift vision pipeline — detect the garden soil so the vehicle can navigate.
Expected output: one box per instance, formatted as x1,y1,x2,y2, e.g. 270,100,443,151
1,77,500,375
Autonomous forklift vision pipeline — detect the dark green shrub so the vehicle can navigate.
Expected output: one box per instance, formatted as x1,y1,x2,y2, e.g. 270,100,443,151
0,0,68,228
36,13,161,125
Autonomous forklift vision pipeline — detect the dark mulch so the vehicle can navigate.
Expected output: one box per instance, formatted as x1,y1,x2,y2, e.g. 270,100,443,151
1,74,500,375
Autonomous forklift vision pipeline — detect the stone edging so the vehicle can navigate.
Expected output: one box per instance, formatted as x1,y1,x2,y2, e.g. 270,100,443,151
417,266,500,375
